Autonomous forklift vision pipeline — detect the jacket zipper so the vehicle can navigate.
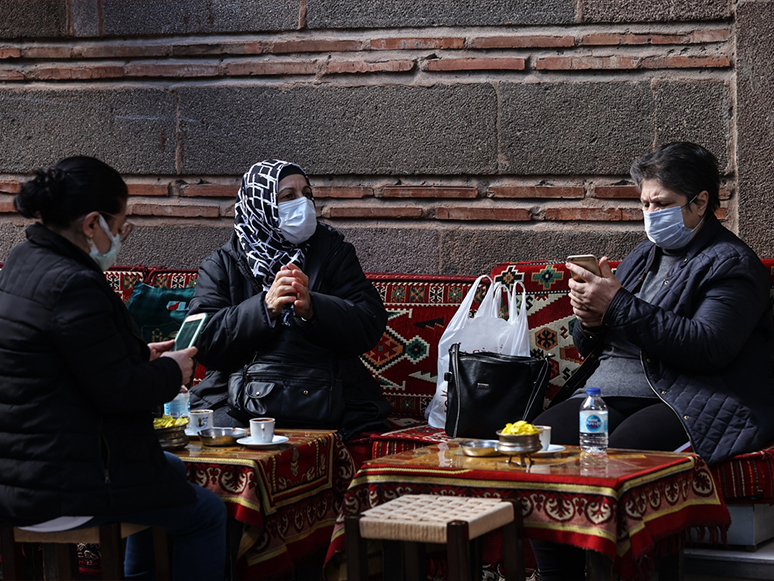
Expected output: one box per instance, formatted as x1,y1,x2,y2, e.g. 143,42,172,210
640,351,694,451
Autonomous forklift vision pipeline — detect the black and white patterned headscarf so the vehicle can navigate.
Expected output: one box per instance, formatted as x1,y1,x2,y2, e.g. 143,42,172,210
234,159,311,290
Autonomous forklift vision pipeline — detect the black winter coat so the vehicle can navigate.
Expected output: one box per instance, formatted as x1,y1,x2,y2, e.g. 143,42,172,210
568,215,774,465
0,224,195,526
189,224,391,439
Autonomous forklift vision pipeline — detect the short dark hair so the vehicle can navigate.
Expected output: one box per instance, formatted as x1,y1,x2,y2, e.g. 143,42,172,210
15,156,128,229
630,142,720,213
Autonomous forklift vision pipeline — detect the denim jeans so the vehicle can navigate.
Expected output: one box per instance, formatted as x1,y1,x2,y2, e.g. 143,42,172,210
84,452,227,581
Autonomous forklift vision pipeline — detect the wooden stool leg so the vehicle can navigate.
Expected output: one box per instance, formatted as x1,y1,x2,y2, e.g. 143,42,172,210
503,499,526,581
447,520,471,581
98,523,124,581
345,514,369,581
383,540,404,581
152,528,172,581
41,543,73,581
1,526,26,581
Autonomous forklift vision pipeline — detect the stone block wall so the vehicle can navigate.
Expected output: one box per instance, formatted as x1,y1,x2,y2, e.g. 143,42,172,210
1,0,772,274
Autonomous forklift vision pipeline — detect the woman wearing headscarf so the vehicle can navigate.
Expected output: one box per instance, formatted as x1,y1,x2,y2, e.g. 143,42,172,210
188,159,390,440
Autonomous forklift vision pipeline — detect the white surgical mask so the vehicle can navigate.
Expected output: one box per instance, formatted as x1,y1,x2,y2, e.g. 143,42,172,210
278,197,317,244
643,197,702,250
88,214,122,271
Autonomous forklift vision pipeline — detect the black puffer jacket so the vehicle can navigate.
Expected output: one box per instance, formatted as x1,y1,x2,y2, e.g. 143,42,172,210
0,224,195,526
189,224,390,439
568,214,774,465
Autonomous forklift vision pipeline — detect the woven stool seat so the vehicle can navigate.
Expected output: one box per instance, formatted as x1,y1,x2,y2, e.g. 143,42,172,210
359,494,515,543
1,523,171,581
346,494,525,581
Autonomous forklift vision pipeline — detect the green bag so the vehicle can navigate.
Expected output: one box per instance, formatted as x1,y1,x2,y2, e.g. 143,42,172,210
127,283,197,343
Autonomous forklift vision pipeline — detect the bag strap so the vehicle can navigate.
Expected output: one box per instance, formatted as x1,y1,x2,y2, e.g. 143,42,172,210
508,281,527,321
449,342,463,437
521,356,551,420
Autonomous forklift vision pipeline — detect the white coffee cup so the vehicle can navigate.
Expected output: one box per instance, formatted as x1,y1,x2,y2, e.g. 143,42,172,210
250,417,276,443
189,409,213,433
535,425,552,452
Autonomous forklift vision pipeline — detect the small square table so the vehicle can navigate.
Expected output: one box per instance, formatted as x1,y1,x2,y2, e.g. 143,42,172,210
325,441,730,580
174,429,355,580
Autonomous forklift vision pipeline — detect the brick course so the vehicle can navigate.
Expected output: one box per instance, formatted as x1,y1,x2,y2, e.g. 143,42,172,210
0,0,768,267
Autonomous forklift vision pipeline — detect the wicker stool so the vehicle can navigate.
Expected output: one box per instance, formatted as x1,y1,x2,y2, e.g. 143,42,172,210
0,523,171,581
345,494,525,581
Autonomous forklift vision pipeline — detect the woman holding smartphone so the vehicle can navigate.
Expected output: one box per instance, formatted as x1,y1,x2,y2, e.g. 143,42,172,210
530,142,774,580
0,156,225,580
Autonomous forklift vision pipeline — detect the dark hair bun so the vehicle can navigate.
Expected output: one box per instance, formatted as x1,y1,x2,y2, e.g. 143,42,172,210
15,167,68,220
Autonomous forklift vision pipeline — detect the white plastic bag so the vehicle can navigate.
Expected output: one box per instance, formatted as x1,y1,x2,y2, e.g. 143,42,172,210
426,277,531,429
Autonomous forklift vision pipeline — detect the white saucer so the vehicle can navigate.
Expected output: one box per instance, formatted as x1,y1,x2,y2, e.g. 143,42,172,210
534,444,565,455
185,428,199,437
237,435,289,447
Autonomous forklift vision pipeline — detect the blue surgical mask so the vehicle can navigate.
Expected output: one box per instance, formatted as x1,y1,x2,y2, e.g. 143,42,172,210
278,197,317,244
88,214,122,271
643,198,702,250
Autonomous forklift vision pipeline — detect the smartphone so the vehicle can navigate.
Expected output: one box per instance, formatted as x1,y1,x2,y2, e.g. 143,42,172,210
567,255,601,282
174,313,208,351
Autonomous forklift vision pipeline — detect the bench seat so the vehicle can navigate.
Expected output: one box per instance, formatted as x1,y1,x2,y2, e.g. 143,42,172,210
12,257,768,555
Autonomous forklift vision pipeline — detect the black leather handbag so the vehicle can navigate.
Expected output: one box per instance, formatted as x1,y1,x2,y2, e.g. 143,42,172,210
444,343,551,439
228,357,345,428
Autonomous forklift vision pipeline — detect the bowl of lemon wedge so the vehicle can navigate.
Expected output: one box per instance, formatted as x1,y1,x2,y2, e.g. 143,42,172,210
496,421,541,457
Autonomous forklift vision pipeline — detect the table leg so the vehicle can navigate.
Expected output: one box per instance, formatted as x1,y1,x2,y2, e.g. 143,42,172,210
657,550,684,581
225,516,242,581
502,499,526,581
586,549,615,581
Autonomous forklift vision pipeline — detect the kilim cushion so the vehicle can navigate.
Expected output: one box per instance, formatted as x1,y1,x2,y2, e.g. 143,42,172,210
367,260,774,505
104,266,147,305
360,273,479,419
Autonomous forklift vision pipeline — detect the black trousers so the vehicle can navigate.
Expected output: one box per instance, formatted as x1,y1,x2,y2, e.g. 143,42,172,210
529,397,689,581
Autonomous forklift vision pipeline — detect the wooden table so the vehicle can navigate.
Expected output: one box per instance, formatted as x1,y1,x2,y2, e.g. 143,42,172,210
174,429,355,580
325,442,730,580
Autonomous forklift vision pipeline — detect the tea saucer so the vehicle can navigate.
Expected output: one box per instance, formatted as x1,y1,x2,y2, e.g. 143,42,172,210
533,444,565,455
236,435,289,447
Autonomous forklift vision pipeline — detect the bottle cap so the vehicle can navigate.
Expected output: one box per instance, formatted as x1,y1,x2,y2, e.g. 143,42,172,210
586,387,601,395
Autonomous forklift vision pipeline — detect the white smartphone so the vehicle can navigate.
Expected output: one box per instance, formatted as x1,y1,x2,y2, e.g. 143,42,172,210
174,313,208,351
567,255,601,282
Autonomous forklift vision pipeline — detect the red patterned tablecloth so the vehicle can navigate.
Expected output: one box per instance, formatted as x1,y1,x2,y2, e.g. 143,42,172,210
326,442,730,580
176,430,355,580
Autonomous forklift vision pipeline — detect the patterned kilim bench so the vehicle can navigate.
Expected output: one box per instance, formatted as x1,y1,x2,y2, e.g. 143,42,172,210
5,259,774,550
369,259,774,549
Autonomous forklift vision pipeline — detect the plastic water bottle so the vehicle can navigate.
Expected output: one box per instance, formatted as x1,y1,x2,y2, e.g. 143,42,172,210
164,386,190,418
579,387,608,454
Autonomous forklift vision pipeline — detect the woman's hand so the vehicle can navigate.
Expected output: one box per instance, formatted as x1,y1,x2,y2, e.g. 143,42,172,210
566,256,621,328
286,263,314,320
265,263,313,320
161,346,198,385
148,339,175,361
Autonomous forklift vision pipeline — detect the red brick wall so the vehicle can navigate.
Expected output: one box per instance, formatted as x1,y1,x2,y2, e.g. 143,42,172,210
0,1,770,273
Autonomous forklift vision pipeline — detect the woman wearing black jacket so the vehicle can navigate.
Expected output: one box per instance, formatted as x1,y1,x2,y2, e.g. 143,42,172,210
531,142,774,581
0,156,225,580
189,159,390,440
